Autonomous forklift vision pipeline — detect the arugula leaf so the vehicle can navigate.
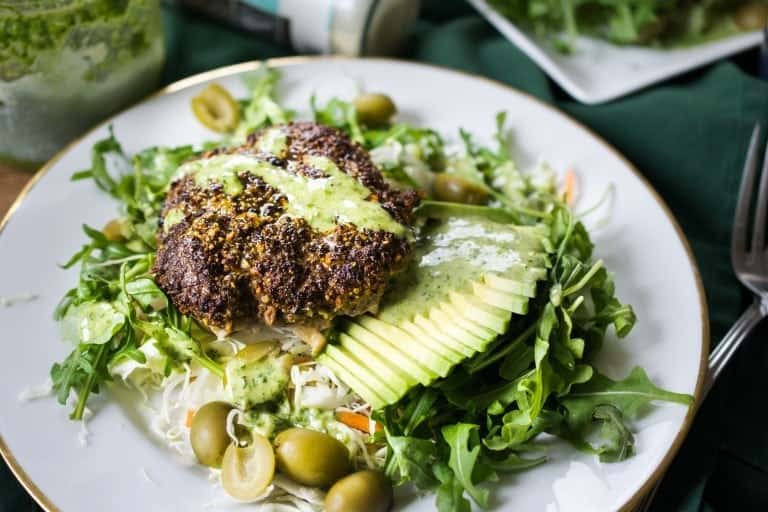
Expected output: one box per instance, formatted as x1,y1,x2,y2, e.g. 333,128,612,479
125,278,168,311
434,462,472,512
311,96,364,144
50,334,114,420
133,322,223,378
561,367,693,421
234,66,292,141
442,423,493,508
74,128,124,197
401,388,439,436
484,452,547,472
591,405,635,462
61,302,126,345
559,367,692,461
384,435,439,489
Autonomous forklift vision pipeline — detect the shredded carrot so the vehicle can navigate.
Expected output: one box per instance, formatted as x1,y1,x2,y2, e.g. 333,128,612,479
561,168,578,206
185,409,195,428
336,411,382,433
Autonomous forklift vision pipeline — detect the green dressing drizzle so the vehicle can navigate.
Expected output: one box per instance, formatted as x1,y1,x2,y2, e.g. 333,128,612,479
173,153,407,237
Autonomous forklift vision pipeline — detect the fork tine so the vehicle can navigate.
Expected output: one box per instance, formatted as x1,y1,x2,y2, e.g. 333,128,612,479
732,124,762,264
751,138,768,253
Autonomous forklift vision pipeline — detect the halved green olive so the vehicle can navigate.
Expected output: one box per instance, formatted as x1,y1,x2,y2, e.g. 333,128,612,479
221,434,275,501
191,83,241,133
274,428,351,487
734,3,768,29
235,342,279,362
190,401,232,468
432,174,490,205
325,470,394,512
354,93,397,127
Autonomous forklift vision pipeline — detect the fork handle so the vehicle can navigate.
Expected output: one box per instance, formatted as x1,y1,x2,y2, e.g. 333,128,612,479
705,300,767,397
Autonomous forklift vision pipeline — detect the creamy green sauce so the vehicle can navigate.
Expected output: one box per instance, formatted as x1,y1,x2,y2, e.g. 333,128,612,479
228,357,289,410
163,207,185,231
174,153,407,237
256,127,288,157
379,217,547,323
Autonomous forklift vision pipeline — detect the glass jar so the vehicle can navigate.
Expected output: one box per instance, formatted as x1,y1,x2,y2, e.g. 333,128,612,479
0,0,165,168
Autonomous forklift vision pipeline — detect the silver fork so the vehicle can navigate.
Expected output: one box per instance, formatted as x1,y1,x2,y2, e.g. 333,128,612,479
634,124,768,512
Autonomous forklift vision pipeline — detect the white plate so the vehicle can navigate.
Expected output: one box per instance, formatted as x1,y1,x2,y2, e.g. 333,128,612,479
469,0,763,104
0,57,707,512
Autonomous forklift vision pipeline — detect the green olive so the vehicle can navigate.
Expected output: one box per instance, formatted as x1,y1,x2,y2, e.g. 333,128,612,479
101,218,127,242
432,174,490,205
734,3,768,30
274,428,351,487
190,401,232,468
221,434,275,501
191,83,241,133
325,470,394,512
354,93,397,127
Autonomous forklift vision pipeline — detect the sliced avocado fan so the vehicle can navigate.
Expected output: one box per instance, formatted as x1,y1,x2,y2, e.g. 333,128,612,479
317,216,552,410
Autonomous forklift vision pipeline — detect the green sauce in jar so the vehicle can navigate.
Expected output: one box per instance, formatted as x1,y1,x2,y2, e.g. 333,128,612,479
0,0,165,168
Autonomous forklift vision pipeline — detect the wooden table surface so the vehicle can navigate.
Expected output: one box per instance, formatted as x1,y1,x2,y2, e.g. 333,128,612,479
0,164,33,218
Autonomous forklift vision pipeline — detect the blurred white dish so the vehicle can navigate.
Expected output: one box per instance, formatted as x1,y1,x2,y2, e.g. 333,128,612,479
469,0,763,104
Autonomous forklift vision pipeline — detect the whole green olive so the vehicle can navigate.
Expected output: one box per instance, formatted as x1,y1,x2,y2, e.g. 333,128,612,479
354,93,397,127
221,434,275,501
734,3,768,29
432,173,490,205
325,470,394,512
274,428,351,487
190,401,232,468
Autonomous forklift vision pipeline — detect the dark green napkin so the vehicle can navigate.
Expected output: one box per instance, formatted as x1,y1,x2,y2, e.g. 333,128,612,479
4,2,768,510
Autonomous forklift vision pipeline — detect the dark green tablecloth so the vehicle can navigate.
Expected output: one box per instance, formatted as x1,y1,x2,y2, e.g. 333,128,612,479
3,2,768,511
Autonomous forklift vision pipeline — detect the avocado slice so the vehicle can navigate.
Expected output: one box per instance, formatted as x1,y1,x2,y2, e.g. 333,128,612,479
472,282,529,314
322,345,400,404
496,264,548,282
516,251,551,269
361,316,461,372
412,315,477,357
345,322,437,385
398,319,467,363
484,273,538,298
338,333,414,392
449,292,511,334
427,306,494,348
317,351,387,409
339,328,419,391
437,301,497,340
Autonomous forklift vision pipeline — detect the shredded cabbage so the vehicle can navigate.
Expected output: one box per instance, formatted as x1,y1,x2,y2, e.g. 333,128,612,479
106,334,380,510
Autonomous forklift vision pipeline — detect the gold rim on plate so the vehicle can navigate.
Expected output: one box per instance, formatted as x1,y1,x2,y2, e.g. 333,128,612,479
0,56,710,512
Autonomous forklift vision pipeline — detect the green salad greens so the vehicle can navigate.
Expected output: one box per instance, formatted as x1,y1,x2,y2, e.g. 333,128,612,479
487,0,768,52
51,66,693,511
365,111,692,511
